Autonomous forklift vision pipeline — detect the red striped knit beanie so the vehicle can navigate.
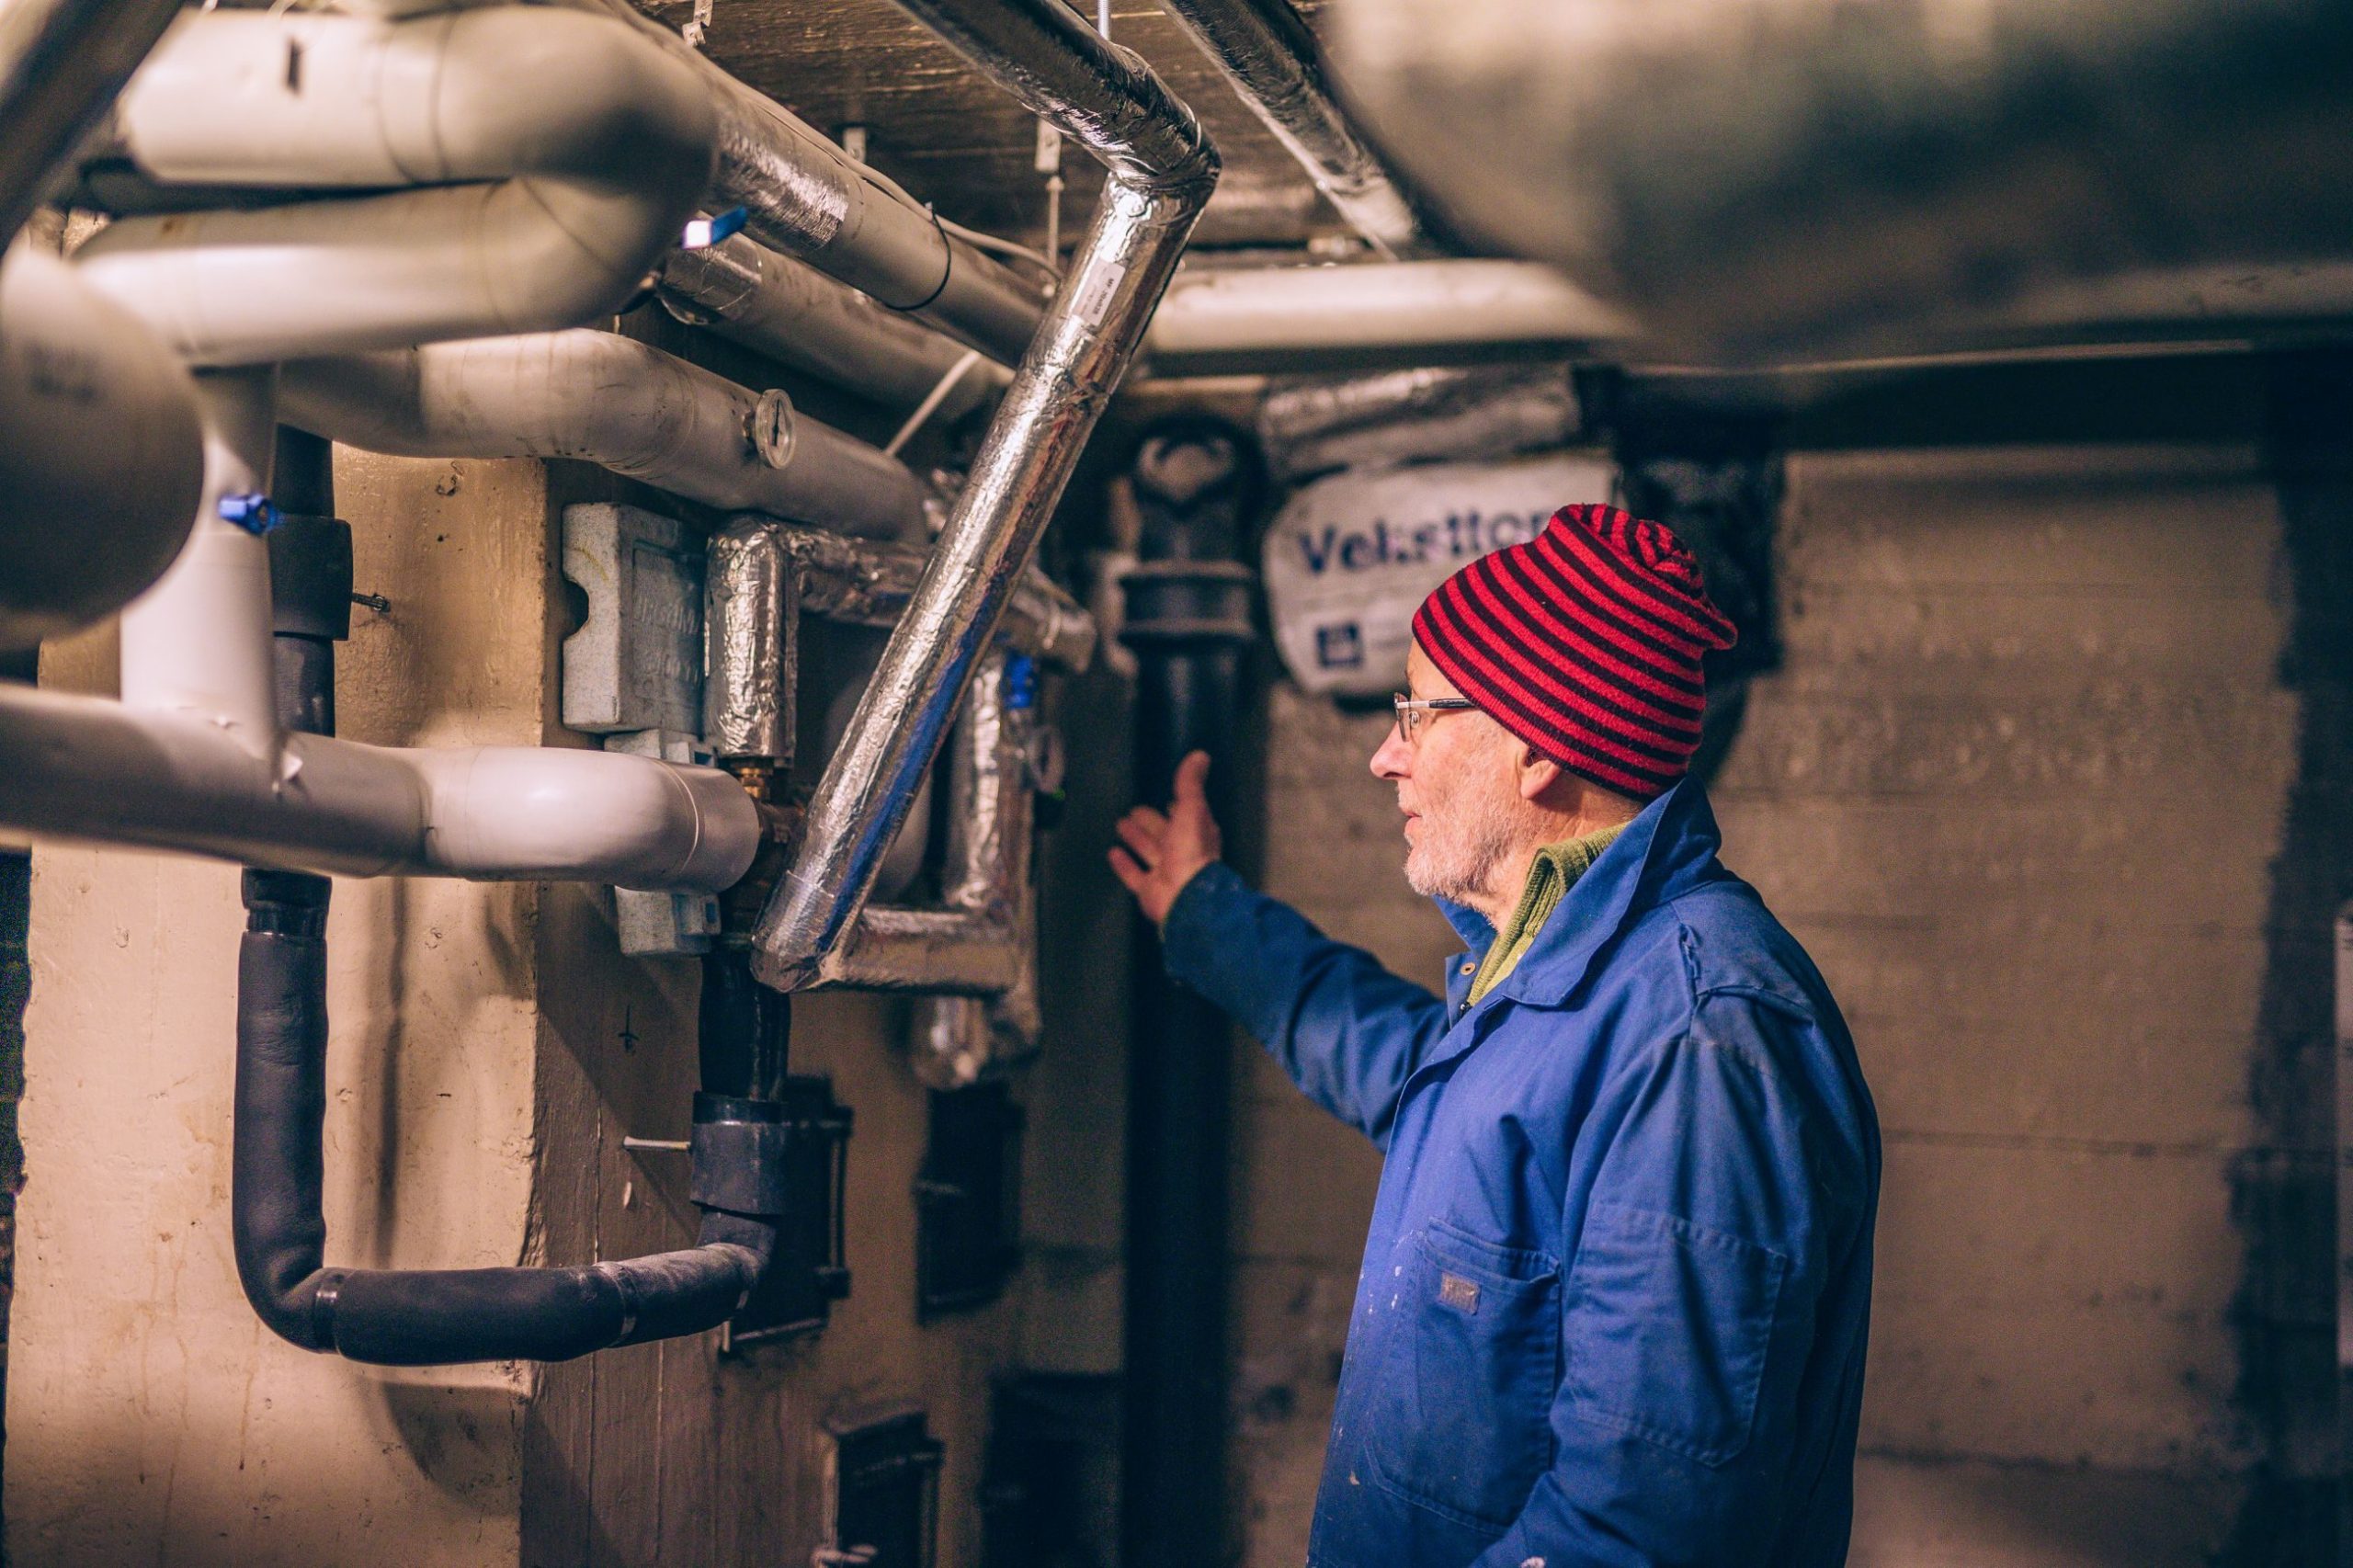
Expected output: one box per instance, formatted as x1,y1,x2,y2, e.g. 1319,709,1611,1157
1411,505,1737,800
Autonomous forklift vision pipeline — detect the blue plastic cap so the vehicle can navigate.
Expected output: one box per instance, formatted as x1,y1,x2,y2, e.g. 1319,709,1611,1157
217,492,279,535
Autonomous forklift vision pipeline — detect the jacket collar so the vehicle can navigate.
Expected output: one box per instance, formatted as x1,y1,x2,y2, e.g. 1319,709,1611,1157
1435,775,1726,1014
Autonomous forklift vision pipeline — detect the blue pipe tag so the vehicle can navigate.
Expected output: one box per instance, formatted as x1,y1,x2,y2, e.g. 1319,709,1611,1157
1005,653,1038,710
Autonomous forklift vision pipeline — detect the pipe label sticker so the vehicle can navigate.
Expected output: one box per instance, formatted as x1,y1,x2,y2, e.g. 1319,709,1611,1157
1072,261,1128,330
1263,452,1616,696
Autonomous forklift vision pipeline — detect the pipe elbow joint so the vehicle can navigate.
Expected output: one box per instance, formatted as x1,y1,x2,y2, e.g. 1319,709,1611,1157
429,8,720,198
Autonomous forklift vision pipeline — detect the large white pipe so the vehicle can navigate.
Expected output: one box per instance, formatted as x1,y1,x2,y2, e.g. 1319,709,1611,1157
0,243,204,650
0,685,759,889
279,332,929,540
1142,259,1638,374
75,7,715,364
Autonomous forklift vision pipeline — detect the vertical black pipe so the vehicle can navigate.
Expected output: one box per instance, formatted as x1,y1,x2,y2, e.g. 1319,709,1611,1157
699,948,791,1102
1119,416,1261,1568
266,428,351,739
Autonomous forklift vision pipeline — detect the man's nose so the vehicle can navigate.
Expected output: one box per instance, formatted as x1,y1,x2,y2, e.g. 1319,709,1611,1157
1370,725,1411,780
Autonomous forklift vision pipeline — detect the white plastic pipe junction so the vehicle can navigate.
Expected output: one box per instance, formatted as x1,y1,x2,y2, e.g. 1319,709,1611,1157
0,368,759,891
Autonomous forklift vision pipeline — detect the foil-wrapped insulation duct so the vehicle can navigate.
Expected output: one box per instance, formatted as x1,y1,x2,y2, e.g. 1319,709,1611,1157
1256,363,1583,483
661,235,1012,416
704,516,1096,769
749,0,1218,994
903,653,1046,1087
1157,0,1426,257
574,0,1044,364
705,523,801,769
0,0,184,245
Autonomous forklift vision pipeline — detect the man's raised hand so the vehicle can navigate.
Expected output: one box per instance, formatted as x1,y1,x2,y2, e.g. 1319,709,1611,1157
1108,749,1222,926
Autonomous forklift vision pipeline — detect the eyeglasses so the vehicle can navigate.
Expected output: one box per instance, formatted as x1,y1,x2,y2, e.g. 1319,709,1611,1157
1392,691,1476,744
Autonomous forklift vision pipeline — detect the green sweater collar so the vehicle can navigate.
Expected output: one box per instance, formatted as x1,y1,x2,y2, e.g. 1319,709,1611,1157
1465,823,1628,1006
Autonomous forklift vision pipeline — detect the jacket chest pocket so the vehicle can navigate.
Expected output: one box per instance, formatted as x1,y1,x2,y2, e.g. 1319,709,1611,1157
1364,1219,1560,1530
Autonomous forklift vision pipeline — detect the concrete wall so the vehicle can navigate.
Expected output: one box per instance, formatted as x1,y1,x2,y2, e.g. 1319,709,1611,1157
8,454,552,1564
6,445,1030,1565
1231,441,2322,1565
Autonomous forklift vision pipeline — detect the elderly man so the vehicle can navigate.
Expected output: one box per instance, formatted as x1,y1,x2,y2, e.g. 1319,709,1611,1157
1109,505,1880,1567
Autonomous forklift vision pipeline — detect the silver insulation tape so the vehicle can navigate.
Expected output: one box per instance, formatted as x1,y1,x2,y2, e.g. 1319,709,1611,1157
704,519,796,764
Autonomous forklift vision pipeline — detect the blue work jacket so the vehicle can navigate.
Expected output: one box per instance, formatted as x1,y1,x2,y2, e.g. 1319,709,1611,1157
1162,777,1879,1568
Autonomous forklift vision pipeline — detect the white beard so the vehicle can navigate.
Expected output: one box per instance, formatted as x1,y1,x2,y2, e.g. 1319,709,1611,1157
1402,785,1523,906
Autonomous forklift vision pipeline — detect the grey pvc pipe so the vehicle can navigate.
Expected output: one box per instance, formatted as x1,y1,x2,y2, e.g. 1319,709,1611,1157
749,0,1217,992
0,0,183,245
1143,259,1635,374
661,236,1012,415
279,332,928,540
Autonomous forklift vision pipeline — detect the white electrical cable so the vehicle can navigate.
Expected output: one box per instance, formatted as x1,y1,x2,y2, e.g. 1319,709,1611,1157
883,349,985,457
937,213,1061,281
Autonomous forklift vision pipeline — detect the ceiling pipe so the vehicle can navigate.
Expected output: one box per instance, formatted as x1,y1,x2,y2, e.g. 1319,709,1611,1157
660,234,1011,416
1144,257,1636,374
0,0,182,245
279,332,928,540
1155,0,1427,258
0,369,758,890
1333,0,2353,358
0,243,204,651
748,0,1218,993
74,6,715,364
574,0,1046,366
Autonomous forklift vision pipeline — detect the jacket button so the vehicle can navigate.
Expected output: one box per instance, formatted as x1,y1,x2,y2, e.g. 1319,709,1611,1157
1460,961,1475,975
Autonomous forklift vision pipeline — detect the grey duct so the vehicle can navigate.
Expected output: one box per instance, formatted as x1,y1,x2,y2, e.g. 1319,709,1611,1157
75,7,715,364
1156,0,1426,257
279,332,927,540
748,0,1217,993
0,242,204,650
0,0,182,245
660,235,1010,416
1332,0,2353,358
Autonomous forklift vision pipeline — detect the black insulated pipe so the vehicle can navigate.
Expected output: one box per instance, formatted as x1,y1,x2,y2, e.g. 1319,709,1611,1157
231,512,786,1365
1119,415,1262,1568
233,872,780,1365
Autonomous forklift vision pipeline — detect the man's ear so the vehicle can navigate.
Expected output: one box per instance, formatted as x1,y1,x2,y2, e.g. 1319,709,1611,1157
1518,747,1563,802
